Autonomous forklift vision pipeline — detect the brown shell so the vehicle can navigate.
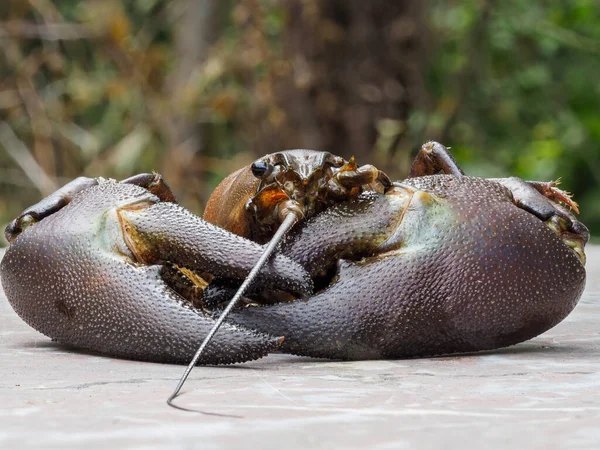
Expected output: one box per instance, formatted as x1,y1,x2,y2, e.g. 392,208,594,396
203,166,259,239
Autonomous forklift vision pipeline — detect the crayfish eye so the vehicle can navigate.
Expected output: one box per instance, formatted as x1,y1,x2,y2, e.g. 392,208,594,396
251,161,271,178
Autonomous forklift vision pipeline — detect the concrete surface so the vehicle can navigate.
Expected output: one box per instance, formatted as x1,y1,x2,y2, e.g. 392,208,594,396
1,246,599,450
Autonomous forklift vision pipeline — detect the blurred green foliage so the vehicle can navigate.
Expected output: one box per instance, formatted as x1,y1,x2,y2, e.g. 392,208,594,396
423,0,600,235
0,0,599,247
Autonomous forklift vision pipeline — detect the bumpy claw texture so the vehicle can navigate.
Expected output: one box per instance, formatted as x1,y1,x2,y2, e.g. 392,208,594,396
119,202,312,297
1,167,589,364
4,177,99,243
0,182,301,364
228,176,587,360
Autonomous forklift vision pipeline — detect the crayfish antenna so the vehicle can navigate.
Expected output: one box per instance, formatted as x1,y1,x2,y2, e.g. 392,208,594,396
166,212,300,415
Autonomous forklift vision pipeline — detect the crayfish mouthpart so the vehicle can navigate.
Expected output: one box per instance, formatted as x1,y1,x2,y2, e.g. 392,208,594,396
243,150,392,243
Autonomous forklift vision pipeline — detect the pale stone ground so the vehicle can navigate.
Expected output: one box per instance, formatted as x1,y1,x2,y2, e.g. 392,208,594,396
1,246,599,450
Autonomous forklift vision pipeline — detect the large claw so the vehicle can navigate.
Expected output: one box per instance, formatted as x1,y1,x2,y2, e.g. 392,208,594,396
1,181,312,364
228,176,587,359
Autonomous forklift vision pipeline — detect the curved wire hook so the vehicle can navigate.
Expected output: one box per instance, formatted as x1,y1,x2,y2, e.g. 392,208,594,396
167,212,299,416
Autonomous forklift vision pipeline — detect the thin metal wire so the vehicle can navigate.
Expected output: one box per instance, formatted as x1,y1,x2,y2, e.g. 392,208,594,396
167,212,299,415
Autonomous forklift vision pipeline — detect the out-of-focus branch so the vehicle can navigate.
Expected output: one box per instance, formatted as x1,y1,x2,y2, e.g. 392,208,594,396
0,121,58,195
0,21,97,41
163,0,222,206
424,1,491,143
541,21,600,54
99,41,177,153
17,74,56,179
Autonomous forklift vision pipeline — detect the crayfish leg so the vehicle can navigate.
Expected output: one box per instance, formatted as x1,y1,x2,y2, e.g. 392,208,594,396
121,173,178,204
409,141,465,178
525,180,580,214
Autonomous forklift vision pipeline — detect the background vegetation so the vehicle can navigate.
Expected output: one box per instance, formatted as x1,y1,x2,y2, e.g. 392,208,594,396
1,0,599,246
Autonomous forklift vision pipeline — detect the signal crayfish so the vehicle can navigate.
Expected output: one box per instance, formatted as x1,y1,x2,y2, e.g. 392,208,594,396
0,142,589,365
